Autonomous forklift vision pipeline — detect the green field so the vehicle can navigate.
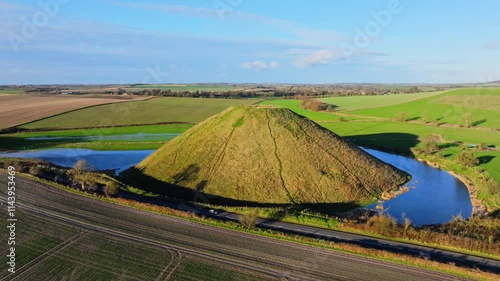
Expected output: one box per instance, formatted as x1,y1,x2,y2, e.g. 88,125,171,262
126,84,244,92
319,91,445,111
21,97,256,129
0,212,265,281
13,124,193,138
348,88,500,128
0,124,193,151
0,88,23,95
168,256,270,281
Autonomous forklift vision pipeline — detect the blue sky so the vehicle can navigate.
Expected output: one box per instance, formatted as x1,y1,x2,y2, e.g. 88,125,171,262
1,0,499,84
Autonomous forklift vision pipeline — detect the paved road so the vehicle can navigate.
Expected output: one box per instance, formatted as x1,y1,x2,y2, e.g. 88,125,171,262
0,175,469,281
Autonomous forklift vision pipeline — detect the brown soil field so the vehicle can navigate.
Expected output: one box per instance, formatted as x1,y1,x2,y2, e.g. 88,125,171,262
0,94,150,129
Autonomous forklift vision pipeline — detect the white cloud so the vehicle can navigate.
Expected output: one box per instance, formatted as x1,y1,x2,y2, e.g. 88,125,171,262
241,60,279,71
292,49,340,68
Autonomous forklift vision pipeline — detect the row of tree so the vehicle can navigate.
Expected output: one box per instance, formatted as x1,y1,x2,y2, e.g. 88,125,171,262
393,111,475,128
20,84,430,99
126,85,424,98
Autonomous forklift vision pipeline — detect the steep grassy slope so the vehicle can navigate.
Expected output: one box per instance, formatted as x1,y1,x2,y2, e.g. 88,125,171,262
129,106,409,205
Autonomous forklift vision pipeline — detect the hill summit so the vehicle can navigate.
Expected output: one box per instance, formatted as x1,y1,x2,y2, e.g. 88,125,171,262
130,106,409,205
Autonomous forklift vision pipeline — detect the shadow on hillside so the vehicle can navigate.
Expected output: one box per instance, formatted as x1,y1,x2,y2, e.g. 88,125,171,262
343,132,420,156
120,167,361,215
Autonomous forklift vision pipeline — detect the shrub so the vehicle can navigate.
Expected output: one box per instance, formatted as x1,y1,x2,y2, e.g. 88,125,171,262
104,182,120,198
28,166,42,176
456,150,479,167
421,111,428,123
300,99,328,111
477,143,487,151
421,135,440,155
240,211,258,229
462,112,472,128
367,214,397,236
393,111,408,122
67,160,98,191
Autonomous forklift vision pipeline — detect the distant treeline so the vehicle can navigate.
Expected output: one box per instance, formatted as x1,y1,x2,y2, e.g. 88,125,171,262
124,85,425,98
18,84,434,99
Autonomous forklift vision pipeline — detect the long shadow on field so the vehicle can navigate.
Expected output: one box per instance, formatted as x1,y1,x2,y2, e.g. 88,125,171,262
438,141,461,149
120,167,361,215
343,132,419,156
478,155,495,165
472,118,487,127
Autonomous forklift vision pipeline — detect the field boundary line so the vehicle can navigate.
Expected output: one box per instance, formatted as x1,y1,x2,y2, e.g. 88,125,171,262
9,96,155,130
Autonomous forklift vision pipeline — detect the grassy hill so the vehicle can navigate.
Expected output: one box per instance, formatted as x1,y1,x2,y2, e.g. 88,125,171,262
126,106,409,205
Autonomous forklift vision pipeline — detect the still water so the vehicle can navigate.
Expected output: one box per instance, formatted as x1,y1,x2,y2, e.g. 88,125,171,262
0,148,154,175
0,144,472,225
26,133,180,142
363,148,472,226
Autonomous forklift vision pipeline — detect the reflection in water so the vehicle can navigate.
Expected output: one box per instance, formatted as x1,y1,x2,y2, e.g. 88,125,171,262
0,148,154,175
363,147,472,226
26,133,180,142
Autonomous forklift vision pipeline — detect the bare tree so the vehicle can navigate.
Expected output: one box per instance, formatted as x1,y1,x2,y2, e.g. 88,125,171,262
421,111,428,124
68,160,97,191
104,181,120,197
462,112,473,128
393,111,408,122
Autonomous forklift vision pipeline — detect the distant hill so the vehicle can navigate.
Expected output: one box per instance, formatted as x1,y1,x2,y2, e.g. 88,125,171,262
125,106,409,205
